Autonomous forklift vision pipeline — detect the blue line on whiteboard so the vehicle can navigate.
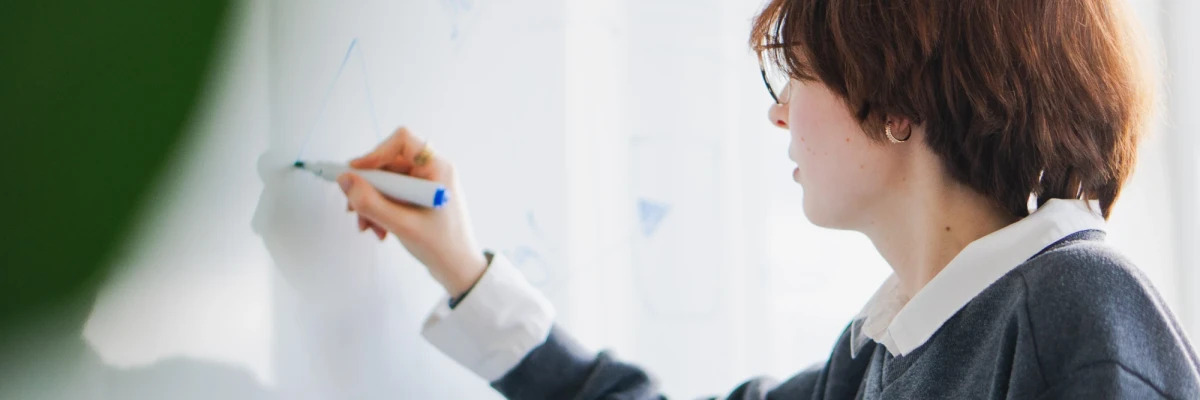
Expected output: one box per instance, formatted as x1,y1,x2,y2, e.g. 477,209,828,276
295,38,383,161
507,245,552,287
526,211,542,236
354,41,382,140
637,199,671,237
445,0,474,40
509,245,538,266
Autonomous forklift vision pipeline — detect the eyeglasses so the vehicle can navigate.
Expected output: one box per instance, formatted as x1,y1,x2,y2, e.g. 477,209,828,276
759,51,791,104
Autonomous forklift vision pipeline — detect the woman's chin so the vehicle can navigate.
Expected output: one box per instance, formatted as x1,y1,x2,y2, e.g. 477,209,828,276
801,195,850,230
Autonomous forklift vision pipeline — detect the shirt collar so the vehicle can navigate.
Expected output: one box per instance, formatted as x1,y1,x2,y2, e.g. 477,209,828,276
849,199,1106,358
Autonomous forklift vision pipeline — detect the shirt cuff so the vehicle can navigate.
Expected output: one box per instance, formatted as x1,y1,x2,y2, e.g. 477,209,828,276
449,252,491,309
421,252,556,382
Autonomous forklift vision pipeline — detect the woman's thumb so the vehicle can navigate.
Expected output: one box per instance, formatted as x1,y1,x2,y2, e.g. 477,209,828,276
338,172,411,232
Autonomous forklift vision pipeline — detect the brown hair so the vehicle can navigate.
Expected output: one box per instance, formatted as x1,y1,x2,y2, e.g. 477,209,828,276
750,0,1156,219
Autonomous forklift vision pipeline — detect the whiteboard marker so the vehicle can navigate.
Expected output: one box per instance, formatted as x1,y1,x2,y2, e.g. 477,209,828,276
293,161,450,208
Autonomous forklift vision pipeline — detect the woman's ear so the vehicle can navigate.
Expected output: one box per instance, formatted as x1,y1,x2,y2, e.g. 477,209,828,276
887,115,917,142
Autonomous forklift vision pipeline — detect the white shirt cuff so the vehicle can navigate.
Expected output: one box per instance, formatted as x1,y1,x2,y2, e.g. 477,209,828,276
421,252,556,382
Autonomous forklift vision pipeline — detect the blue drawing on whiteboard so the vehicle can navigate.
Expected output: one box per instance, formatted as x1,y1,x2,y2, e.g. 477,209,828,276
295,38,382,161
637,199,671,237
526,211,541,236
509,245,538,266
507,245,552,287
444,0,475,40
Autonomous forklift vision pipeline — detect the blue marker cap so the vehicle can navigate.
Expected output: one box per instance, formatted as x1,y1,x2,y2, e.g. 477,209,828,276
433,187,450,208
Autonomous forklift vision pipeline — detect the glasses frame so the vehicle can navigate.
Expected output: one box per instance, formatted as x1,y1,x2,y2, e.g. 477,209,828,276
760,66,782,104
757,50,789,105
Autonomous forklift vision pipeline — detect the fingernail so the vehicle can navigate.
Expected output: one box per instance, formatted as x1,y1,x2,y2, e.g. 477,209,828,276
338,175,352,192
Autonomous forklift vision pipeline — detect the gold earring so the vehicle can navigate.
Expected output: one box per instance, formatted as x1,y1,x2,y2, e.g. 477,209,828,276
885,123,908,143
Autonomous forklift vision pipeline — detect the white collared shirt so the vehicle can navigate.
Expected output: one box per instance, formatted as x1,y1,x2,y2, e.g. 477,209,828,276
849,198,1106,357
422,198,1106,381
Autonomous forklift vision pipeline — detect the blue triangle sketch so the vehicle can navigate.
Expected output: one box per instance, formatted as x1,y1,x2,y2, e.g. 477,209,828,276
637,199,671,237
295,38,382,162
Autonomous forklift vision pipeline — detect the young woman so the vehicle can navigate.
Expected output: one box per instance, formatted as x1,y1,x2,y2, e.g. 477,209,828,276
335,0,1200,398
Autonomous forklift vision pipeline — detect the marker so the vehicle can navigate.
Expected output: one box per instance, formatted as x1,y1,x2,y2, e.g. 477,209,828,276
294,161,450,208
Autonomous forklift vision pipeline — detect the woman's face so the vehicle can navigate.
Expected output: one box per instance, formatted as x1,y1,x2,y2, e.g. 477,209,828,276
768,80,908,229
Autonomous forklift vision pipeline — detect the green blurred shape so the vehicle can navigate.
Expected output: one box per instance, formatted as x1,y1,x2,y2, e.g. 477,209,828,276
0,2,229,333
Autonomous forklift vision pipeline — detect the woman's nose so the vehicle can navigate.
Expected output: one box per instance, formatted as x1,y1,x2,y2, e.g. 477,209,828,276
768,103,788,129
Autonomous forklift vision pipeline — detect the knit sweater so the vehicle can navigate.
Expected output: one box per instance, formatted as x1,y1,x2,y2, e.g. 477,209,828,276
489,230,1200,399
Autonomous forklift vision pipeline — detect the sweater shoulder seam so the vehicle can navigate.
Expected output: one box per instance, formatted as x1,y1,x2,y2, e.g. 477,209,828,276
1017,271,1050,389
1035,359,1174,400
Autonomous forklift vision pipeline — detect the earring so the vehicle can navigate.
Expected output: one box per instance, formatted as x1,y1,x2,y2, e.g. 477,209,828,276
885,122,909,143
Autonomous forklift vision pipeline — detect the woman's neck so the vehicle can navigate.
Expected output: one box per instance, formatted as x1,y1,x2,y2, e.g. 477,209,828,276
860,168,1019,298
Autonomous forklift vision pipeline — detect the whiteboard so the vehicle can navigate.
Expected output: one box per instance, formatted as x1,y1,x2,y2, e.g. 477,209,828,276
258,0,566,398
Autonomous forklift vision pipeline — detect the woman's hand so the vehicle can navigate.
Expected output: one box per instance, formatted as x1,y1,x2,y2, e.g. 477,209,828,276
337,127,488,298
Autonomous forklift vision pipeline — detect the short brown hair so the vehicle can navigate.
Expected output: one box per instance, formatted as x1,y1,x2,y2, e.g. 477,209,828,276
750,0,1155,219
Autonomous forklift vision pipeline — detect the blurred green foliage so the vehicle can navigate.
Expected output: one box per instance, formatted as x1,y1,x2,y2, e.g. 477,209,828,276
0,2,229,334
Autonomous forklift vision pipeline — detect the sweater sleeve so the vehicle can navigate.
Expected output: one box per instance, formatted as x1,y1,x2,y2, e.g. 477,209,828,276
491,323,830,400
422,253,838,399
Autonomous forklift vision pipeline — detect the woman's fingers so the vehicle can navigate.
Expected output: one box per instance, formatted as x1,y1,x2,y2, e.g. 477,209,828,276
340,126,456,244
378,157,416,176
370,224,387,240
354,214,387,240
406,144,447,181
347,126,450,184
338,172,423,235
353,153,414,175
350,127,425,172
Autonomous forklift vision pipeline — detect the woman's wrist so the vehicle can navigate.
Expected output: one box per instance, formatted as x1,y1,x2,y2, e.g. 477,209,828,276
443,251,490,299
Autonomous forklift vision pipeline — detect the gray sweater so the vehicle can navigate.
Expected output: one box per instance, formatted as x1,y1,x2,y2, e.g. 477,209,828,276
488,230,1200,399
